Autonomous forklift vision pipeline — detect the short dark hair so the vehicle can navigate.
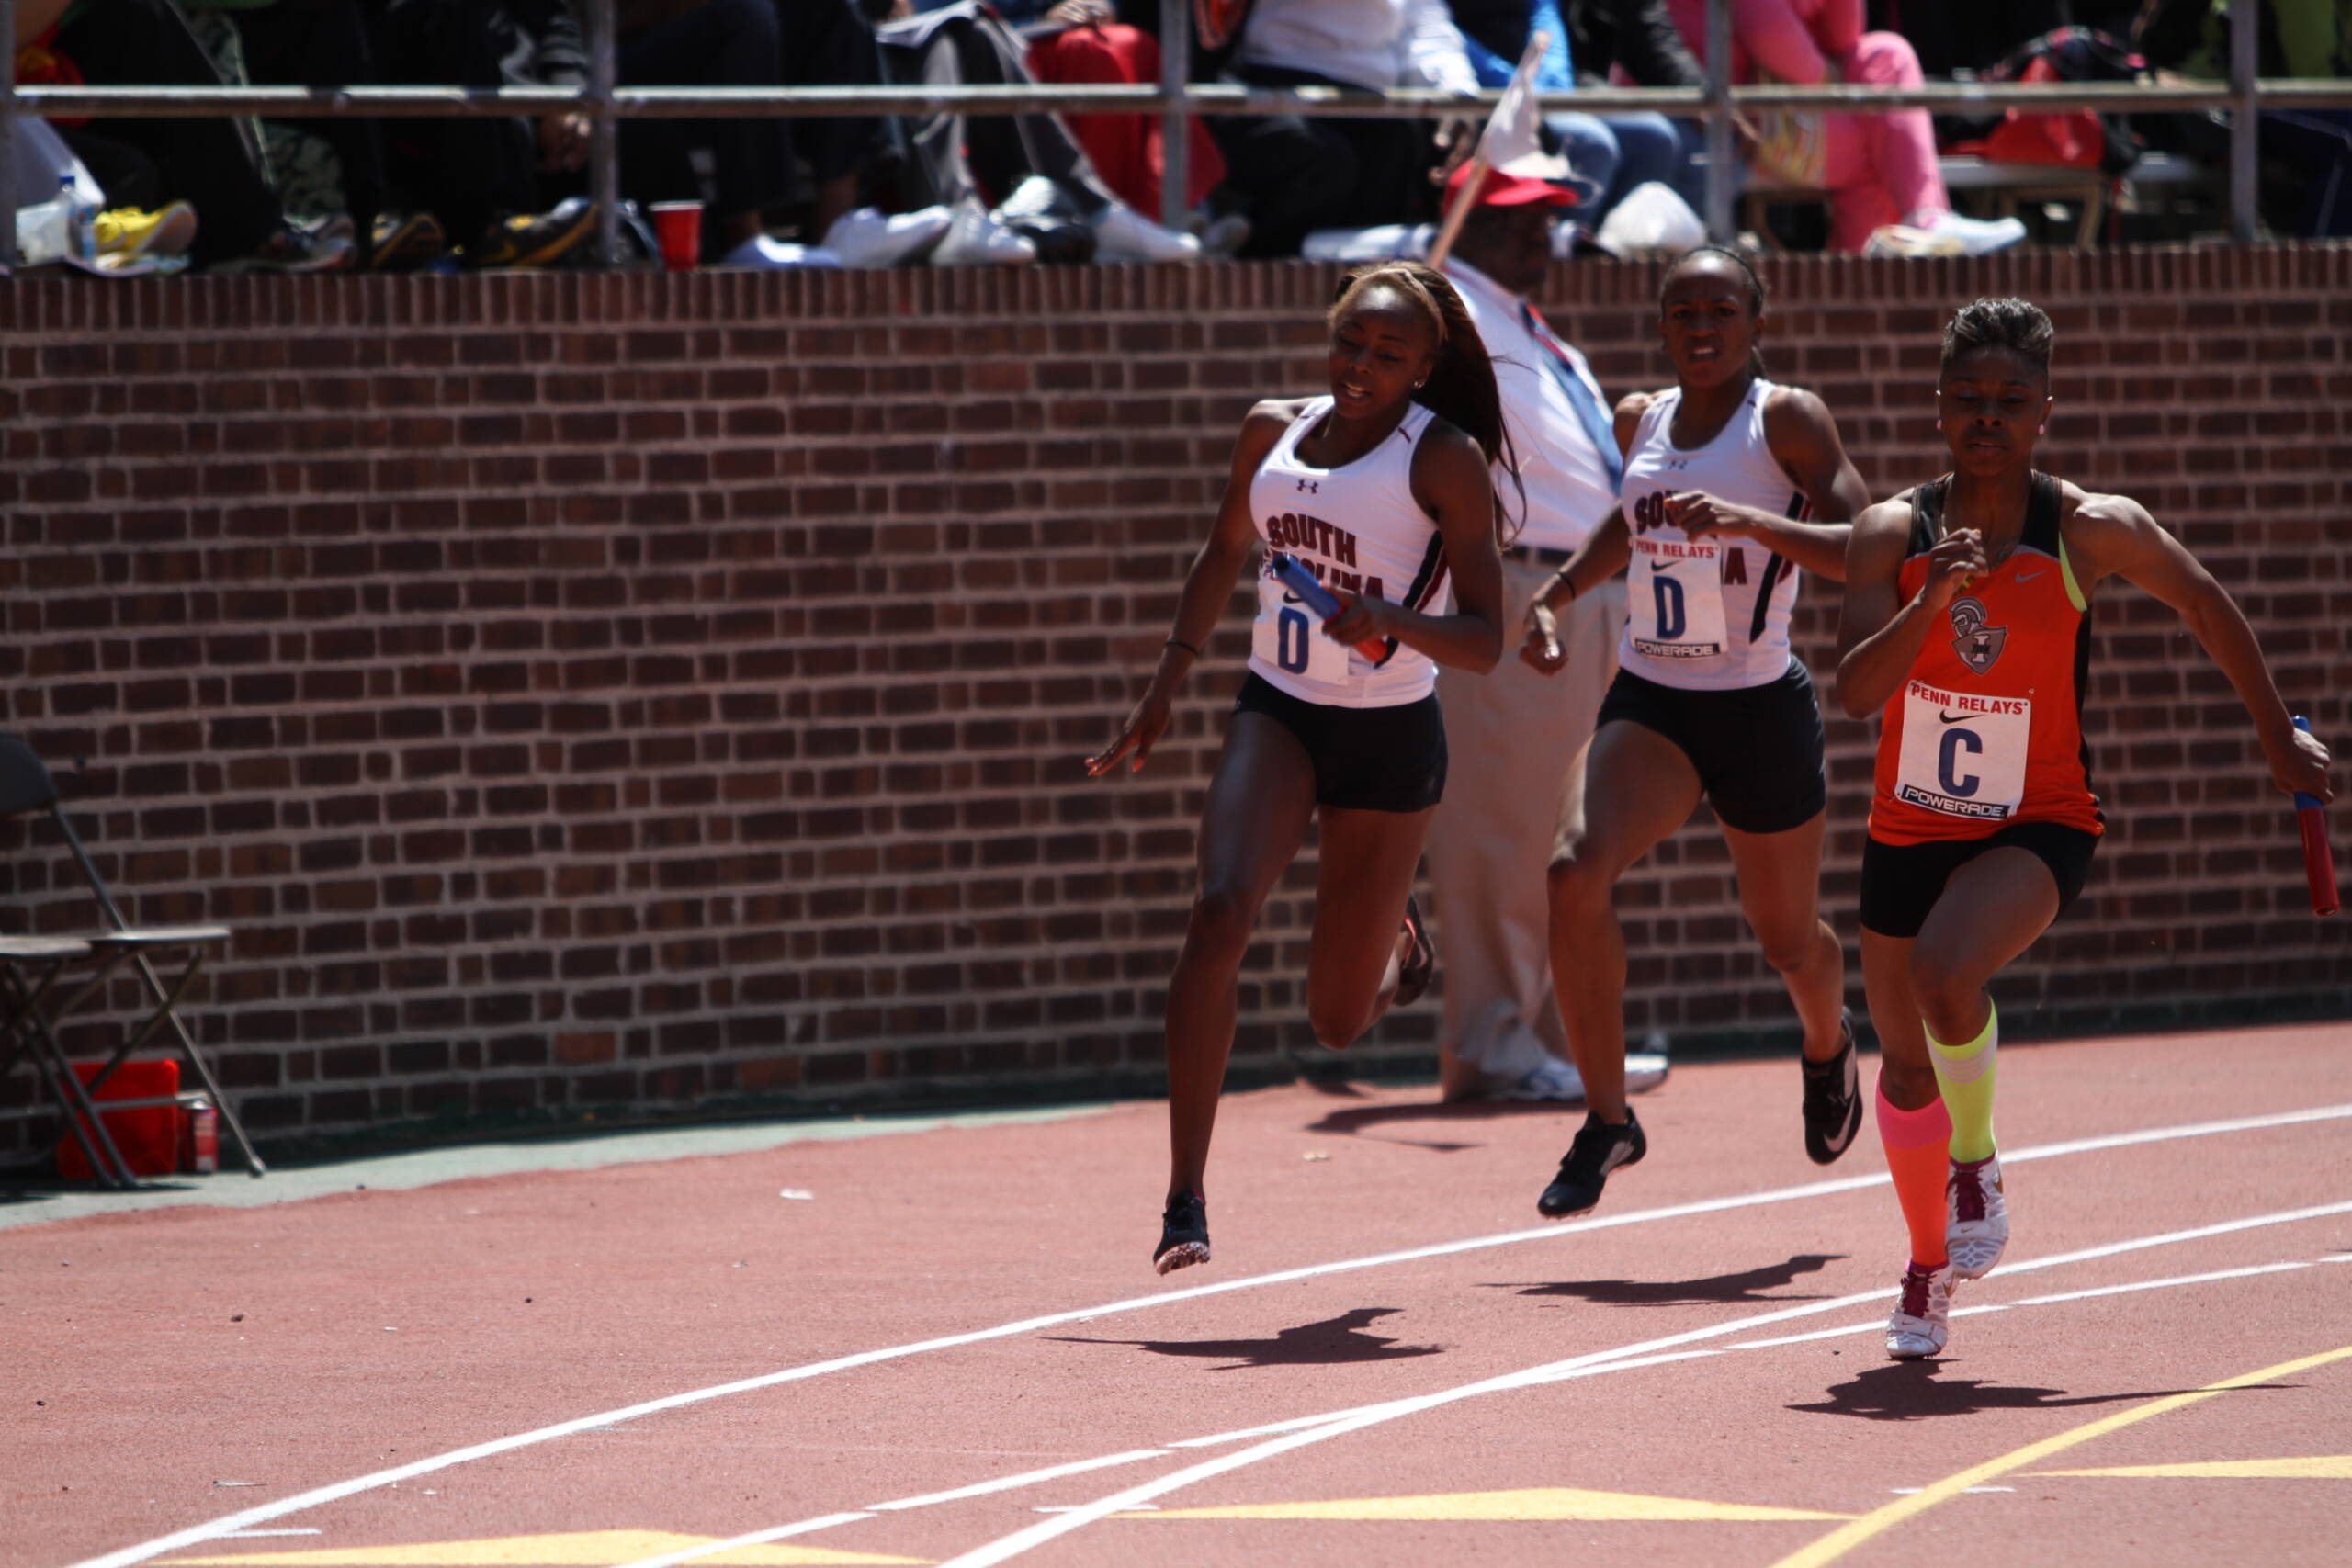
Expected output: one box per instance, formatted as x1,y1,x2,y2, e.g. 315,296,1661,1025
1941,297,2053,378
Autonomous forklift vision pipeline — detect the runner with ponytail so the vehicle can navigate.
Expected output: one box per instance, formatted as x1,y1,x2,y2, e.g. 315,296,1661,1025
1089,261,1510,1273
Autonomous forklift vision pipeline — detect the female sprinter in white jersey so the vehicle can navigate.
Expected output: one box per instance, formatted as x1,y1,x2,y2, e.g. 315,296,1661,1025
1521,245,1872,1219
1088,262,1510,1273
1839,298,2334,1358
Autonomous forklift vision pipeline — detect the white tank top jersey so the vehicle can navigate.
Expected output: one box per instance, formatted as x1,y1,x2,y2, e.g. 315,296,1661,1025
1246,397,1454,709
1616,378,1811,692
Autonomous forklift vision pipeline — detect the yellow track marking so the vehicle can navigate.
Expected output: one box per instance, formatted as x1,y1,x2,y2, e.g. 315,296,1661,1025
164,1531,926,1567
1126,1487,1851,1522
1766,1343,2352,1568
2033,1455,2352,1480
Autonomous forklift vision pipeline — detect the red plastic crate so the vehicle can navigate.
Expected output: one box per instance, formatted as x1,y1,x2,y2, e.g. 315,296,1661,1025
57,1060,182,1180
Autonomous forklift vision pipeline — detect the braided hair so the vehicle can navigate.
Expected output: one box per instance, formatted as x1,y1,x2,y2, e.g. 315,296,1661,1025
1658,244,1770,379
1329,261,1525,544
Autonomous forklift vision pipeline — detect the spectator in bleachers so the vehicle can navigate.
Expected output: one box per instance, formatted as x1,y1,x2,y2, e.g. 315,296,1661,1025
1451,0,1702,226
30,0,354,269
1663,0,2026,253
1024,2,1231,237
1206,0,1482,257
1563,0,1713,208
878,1,1201,261
370,0,605,266
2137,0,2352,238
182,0,389,257
616,0,865,268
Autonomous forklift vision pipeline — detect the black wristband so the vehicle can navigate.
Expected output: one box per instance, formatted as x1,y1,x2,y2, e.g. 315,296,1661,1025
1164,637,1202,659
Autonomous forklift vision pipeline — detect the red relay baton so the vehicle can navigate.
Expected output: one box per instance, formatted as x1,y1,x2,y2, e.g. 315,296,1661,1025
2292,716,2339,917
1270,551,1393,666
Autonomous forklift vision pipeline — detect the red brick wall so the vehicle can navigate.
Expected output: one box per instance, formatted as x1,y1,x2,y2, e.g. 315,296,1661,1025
2,250,2346,1150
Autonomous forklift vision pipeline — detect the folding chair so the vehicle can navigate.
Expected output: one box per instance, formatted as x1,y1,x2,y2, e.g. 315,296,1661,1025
0,935,125,1185
0,737,265,1180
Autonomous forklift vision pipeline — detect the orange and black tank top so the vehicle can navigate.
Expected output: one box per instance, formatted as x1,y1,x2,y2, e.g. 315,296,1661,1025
1868,472,2104,846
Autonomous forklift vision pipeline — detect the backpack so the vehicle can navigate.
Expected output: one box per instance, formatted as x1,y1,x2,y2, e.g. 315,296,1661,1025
1940,27,2146,178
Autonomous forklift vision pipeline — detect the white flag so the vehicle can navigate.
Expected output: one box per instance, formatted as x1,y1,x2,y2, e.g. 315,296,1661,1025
1476,31,1572,183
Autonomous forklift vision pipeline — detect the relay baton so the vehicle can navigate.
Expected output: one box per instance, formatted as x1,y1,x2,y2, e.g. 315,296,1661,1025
2291,716,2339,917
1270,552,1393,666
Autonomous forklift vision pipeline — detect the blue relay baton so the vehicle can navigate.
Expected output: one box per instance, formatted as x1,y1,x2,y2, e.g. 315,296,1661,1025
1270,551,1392,665
2291,716,2338,916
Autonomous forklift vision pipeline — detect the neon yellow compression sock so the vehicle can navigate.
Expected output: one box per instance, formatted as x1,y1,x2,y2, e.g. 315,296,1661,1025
1925,998,1998,1164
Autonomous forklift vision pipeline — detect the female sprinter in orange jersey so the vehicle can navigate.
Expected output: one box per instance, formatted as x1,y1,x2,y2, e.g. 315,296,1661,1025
1089,263,1510,1275
1838,298,2335,1359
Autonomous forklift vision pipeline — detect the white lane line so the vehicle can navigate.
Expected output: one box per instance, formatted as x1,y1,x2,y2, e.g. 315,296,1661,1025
625,1252,2330,1568
1729,1259,2316,1349
1727,1262,2319,1350
933,1201,2352,1568
64,1100,2352,1568
867,1452,1170,1512
592,1513,875,1568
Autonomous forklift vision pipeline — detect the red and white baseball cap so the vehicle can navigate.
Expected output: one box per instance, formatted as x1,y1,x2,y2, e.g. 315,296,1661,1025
1445,163,1580,209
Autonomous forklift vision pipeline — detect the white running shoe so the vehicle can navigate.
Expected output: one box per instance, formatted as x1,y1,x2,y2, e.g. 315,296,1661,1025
1885,1258,1954,1359
719,234,842,269
820,204,953,268
1625,1045,1670,1097
1914,208,2029,255
930,197,1035,265
1947,1153,2010,1280
1090,202,1201,263
1862,222,1963,258
1501,1058,1586,1102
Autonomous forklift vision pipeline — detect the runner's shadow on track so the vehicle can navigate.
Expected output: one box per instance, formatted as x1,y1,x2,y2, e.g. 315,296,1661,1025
1789,1361,2218,1422
1490,1253,1847,1306
1300,1100,1562,1155
1046,1307,1444,1371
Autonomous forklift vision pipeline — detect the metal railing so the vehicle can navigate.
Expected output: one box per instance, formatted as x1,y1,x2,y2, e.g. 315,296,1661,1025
5,0,2349,270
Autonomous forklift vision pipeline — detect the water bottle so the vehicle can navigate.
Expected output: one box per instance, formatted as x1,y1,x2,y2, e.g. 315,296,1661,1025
60,173,97,266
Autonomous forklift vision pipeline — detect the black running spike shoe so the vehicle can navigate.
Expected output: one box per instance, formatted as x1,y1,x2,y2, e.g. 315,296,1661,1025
1537,1108,1646,1219
1153,1191,1210,1275
1802,1008,1864,1166
1393,895,1437,1007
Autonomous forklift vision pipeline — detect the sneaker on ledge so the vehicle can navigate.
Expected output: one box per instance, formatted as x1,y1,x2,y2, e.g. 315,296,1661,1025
464,197,598,269
96,201,198,262
932,197,1035,265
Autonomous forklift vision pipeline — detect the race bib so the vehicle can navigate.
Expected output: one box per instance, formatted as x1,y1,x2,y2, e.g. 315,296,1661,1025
1628,536,1727,660
1251,570,1352,684
1894,680,2031,820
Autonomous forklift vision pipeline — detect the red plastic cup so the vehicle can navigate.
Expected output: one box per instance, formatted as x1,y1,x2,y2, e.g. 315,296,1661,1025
650,200,703,271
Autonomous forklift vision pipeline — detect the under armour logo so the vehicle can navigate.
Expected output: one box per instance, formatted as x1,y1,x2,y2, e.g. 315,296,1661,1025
1296,479,1320,495
1662,458,1690,470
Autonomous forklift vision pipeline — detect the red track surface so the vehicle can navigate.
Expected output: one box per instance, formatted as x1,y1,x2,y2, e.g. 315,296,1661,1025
8,1023,2351,1568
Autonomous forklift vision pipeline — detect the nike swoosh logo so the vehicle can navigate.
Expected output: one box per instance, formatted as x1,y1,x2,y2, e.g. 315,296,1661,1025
1939,712,1970,725
2016,570,2044,581
1281,592,1303,605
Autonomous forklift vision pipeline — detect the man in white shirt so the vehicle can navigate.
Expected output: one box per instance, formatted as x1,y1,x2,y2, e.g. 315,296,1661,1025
1210,0,1480,255
1427,163,1662,1102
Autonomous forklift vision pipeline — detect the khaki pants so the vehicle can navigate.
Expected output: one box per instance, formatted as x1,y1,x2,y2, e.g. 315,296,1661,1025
1426,559,1626,1100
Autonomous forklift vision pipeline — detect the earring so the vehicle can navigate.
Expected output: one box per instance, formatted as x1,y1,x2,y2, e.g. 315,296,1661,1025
1933,418,1942,430
2038,423,2047,434
1414,378,1427,389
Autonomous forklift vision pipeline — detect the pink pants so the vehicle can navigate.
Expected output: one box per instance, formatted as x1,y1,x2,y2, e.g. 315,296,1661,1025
1819,31,1948,252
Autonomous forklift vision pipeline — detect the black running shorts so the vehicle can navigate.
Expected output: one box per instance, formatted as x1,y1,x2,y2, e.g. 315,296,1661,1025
1859,822,2101,939
1233,672,1447,814
1593,657,1826,835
